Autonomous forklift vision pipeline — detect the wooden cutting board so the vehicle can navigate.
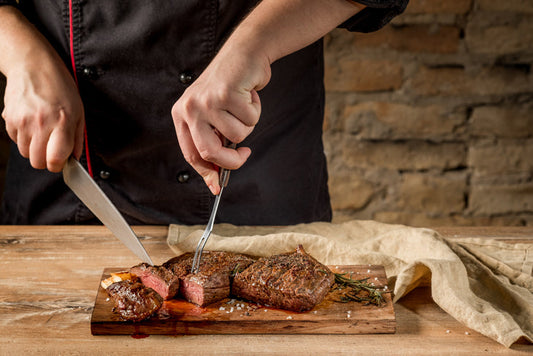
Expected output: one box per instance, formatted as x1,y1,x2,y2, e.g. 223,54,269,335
91,265,395,335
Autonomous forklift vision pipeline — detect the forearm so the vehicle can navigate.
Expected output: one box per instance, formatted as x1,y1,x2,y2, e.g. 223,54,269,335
0,6,64,77
221,0,365,66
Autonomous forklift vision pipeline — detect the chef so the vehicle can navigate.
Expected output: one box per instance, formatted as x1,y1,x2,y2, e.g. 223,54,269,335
0,0,408,225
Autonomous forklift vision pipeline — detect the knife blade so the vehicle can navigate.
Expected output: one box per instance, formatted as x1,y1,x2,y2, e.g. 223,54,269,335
63,156,153,265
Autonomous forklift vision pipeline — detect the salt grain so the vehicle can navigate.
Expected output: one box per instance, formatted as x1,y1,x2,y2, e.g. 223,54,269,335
367,269,371,273
286,316,293,320
446,330,451,334
465,332,470,335
219,307,226,311
106,298,109,302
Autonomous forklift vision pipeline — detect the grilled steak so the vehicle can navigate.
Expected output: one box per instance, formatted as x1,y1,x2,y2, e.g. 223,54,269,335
232,245,334,312
106,279,163,321
163,251,254,306
130,263,179,300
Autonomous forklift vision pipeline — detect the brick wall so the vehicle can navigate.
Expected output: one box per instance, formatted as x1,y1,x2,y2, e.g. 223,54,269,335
0,0,532,226
324,0,533,226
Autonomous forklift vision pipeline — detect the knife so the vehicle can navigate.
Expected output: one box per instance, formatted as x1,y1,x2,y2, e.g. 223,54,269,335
63,156,153,265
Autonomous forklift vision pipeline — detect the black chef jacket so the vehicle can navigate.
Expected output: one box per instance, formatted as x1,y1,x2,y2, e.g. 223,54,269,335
0,0,408,225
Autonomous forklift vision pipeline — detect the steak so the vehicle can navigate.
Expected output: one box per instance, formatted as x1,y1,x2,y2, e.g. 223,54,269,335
106,279,163,321
163,251,254,306
130,263,180,300
232,245,335,312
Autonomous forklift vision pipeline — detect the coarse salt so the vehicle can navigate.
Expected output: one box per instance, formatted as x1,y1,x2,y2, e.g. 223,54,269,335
465,332,470,335
219,306,225,311
286,316,293,320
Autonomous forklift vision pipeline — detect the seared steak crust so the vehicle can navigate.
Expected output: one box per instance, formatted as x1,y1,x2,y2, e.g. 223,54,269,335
232,245,334,312
106,279,163,321
163,251,254,306
130,263,180,300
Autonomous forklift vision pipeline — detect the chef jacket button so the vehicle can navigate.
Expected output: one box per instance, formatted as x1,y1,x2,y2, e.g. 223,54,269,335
82,67,98,80
177,171,190,183
99,170,111,180
179,72,193,85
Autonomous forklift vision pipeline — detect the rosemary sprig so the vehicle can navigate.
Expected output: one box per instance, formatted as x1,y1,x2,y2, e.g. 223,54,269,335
332,272,389,307
230,263,241,277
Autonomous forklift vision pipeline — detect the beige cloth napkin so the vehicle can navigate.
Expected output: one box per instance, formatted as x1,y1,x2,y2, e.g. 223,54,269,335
167,220,533,347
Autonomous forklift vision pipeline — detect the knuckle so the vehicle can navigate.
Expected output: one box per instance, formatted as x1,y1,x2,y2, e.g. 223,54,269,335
216,85,231,105
30,157,46,170
198,146,216,162
182,152,197,166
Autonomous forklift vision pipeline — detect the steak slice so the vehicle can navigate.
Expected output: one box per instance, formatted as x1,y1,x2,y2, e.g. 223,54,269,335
163,251,254,306
232,245,335,312
130,263,179,300
106,279,163,321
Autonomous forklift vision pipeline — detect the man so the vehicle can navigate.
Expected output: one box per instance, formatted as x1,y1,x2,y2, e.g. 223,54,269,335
0,0,408,225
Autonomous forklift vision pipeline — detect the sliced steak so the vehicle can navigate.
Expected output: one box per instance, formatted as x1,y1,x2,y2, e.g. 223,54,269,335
106,279,163,321
163,251,254,306
232,245,335,312
130,263,179,300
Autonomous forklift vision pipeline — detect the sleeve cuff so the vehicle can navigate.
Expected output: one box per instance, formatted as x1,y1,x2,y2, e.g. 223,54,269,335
339,0,409,33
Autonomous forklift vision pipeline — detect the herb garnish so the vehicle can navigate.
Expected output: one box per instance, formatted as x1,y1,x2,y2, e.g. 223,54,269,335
332,272,390,307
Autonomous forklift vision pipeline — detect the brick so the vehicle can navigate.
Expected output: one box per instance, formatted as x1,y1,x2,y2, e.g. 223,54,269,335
470,105,533,138
352,25,461,54
411,66,533,97
468,139,533,175
328,172,374,210
342,139,466,170
342,102,466,140
324,58,403,92
373,211,528,227
404,0,472,14
469,183,533,215
396,172,466,214
465,16,533,55
477,0,533,13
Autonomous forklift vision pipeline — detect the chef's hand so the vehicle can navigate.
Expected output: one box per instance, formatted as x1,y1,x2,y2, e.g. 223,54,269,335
172,0,365,195
0,6,85,172
171,44,270,195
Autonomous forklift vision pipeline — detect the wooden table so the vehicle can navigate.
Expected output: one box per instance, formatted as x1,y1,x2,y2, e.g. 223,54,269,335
1,225,532,355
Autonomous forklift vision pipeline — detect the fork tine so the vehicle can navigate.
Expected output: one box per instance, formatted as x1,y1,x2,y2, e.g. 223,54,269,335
191,187,224,273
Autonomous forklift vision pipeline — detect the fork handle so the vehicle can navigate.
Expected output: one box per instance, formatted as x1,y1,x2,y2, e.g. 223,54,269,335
219,139,237,187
